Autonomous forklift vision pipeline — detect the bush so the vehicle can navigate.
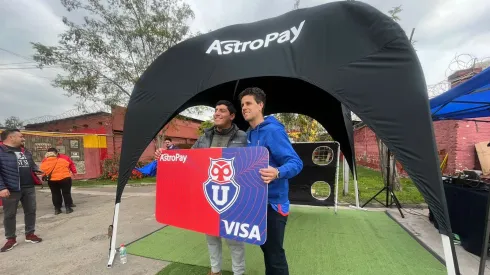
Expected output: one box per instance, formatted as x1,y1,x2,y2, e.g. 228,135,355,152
101,153,146,181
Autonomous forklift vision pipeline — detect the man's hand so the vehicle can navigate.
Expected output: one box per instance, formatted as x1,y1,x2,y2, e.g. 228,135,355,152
0,189,10,198
259,166,279,184
154,148,165,160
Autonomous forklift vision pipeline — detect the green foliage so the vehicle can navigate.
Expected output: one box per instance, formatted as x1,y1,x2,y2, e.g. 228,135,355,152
101,152,150,180
388,5,403,22
4,116,23,129
275,113,331,142
31,0,197,107
198,120,214,135
293,0,300,10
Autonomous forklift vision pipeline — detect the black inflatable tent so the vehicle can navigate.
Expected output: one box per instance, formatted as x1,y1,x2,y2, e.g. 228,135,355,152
107,1,459,273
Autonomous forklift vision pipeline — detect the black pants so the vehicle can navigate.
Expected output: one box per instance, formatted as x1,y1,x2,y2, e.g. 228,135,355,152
48,177,73,209
261,204,289,275
1,187,37,239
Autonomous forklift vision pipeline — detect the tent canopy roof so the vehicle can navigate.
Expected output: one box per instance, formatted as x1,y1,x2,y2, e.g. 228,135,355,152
115,1,453,236
431,67,490,120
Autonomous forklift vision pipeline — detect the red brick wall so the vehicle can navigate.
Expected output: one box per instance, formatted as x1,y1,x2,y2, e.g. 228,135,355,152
353,119,490,175
354,126,380,170
433,120,458,173
454,118,490,172
25,113,116,158
110,105,201,161
24,106,203,179
25,113,112,134
353,68,490,176
163,119,201,143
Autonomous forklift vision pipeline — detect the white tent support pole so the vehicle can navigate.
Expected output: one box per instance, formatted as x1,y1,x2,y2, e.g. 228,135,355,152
353,165,360,208
107,203,121,268
343,158,349,195
441,234,457,275
334,142,340,214
347,161,364,211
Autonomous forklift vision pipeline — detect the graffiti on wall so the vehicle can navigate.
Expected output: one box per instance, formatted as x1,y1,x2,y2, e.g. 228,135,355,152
23,135,86,175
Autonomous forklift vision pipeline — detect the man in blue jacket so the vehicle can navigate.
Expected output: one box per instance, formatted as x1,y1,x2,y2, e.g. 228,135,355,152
239,87,303,275
0,129,43,252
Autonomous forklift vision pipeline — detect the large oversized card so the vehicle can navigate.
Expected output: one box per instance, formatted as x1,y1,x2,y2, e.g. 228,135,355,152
155,146,269,245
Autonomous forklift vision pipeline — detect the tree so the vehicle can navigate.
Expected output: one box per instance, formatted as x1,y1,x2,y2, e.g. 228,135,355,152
275,114,331,142
31,0,201,111
387,5,402,21
197,120,214,136
293,0,300,10
4,116,24,129
387,5,416,47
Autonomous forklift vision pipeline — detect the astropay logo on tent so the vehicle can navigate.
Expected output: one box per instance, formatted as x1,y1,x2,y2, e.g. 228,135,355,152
206,20,305,55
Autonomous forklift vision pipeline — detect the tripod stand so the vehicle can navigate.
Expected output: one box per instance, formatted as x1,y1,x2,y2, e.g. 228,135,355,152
362,148,404,218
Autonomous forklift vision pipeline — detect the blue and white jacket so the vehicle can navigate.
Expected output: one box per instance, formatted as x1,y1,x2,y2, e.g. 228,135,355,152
247,116,303,216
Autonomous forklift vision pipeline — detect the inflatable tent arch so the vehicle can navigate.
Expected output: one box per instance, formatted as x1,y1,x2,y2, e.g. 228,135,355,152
107,1,459,274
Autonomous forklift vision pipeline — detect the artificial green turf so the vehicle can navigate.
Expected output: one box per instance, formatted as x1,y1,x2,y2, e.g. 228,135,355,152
156,263,232,275
128,206,445,275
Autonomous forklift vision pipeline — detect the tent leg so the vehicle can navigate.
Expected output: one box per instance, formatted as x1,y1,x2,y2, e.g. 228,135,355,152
478,188,490,275
354,171,359,208
334,143,340,214
107,203,120,268
348,167,365,211
441,234,459,275
343,158,349,195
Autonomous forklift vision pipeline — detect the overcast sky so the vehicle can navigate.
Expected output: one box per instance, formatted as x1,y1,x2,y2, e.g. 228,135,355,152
0,0,489,123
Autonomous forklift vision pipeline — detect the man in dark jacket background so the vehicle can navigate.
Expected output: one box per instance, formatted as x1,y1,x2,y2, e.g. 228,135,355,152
155,100,248,275
164,137,179,150
0,129,43,252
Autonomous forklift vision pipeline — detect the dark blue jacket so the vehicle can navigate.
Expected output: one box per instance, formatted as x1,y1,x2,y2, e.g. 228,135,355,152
0,144,41,191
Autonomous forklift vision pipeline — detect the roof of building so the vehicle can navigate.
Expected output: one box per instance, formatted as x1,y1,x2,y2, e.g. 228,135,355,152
24,111,204,128
24,111,111,128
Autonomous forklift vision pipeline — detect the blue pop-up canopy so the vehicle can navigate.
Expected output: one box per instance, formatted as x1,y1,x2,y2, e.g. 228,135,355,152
431,67,490,120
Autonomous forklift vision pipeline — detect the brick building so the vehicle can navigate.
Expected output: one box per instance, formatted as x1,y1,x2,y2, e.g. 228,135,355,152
354,67,490,176
23,105,202,179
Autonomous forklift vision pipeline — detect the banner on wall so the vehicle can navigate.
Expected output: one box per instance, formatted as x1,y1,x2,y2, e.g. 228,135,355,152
155,147,269,245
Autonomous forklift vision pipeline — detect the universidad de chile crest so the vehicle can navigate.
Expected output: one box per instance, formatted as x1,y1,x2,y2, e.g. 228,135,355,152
203,158,240,214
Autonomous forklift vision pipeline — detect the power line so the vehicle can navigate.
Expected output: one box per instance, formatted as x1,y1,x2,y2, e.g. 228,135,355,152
0,66,60,70
0,47,35,62
0,61,37,66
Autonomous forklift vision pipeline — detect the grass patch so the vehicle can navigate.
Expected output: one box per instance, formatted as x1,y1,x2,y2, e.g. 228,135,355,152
337,166,425,205
72,177,156,187
157,263,232,275
129,206,445,275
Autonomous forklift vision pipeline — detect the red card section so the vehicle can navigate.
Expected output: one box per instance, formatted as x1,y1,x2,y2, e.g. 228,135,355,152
156,148,222,236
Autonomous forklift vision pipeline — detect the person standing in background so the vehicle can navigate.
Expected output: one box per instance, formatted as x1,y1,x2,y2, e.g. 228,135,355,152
165,137,179,150
40,147,77,215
